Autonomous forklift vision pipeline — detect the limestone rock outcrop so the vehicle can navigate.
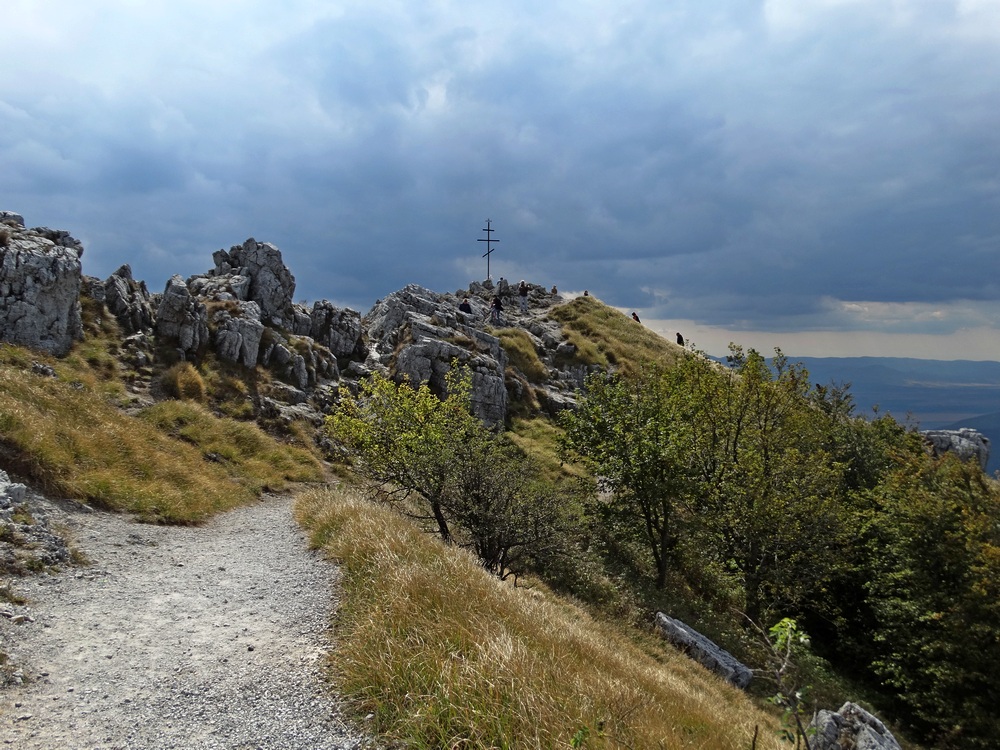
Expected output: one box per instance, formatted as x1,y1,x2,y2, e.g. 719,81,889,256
653,612,753,689
104,264,155,335
365,284,509,425
30,227,84,255
0,214,83,356
213,301,265,369
810,702,901,750
204,238,296,327
260,329,338,389
182,237,359,383
921,428,990,471
0,210,586,432
309,300,364,360
156,275,209,358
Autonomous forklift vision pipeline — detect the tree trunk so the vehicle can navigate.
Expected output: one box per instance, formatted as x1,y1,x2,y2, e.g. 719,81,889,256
656,520,674,589
431,498,451,542
744,568,763,625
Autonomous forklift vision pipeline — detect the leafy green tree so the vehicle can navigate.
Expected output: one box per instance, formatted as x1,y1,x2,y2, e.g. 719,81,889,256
447,432,571,579
798,387,916,665
327,366,479,541
327,366,571,579
559,340,1000,748
863,451,1000,748
691,347,846,623
752,366,1000,748
559,362,704,588
562,347,848,620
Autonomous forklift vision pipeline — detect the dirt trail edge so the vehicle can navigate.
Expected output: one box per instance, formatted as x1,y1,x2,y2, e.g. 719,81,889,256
1,493,371,749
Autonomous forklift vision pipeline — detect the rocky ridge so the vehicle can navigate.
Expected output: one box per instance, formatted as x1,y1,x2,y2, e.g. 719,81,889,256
0,212,606,434
921,427,991,471
3,210,994,468
6,209,988,464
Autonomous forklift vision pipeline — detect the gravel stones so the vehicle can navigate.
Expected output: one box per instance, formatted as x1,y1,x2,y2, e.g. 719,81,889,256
0,494,372,749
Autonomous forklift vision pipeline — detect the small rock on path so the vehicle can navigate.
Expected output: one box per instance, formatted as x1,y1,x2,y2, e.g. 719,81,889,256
1,493,370,749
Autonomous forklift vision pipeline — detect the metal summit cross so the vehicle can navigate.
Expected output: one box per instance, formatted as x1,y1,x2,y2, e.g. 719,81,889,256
478,219,499,280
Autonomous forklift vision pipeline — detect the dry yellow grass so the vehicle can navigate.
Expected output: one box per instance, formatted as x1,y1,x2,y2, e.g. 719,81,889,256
0,348,323,523
296,485,785,750
497,328,549,383
161,361,208,402
550,295,683,376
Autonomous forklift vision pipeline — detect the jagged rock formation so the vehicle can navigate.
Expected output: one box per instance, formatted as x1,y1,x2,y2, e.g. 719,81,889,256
260,329,338,390
0,210,612,432
921,428,991,471
213,301,265,369
0,213,83,356
200,239,296,327
182,238,361,383
364,284,509,424
102,264,155,335
653,612,753,689
469,280,596,415
155,275,210,358
309,301,363,360
0,210,608,431
810,702,901,750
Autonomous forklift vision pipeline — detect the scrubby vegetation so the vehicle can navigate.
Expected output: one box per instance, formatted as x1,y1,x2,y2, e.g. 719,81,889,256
323,298,1000,749
555,343,1000,748
327,367,576,580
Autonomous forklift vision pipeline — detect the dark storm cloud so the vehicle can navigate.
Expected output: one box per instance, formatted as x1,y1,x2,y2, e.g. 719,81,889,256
2,0,1000,354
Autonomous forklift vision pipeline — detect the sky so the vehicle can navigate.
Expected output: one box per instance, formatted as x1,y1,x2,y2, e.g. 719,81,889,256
3,0,1000,360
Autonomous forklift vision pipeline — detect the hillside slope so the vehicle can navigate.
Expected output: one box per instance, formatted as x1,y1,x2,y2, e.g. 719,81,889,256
2,212,950,749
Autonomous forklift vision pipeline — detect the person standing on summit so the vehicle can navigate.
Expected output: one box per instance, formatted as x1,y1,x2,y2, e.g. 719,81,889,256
490,295,504,324
518,280,529,313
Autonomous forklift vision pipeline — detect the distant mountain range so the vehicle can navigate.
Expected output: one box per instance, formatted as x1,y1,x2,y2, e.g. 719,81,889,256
783,356,1000,474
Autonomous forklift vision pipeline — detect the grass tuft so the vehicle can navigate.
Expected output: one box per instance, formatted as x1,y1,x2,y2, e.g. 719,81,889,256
497,328,549,383
161,361,207,402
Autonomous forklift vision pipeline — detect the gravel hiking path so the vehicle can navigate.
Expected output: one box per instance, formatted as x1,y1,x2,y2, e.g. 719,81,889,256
0,492,371,749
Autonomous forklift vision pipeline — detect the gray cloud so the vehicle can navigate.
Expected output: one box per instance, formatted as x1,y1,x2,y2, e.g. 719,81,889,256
2,1,999,355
